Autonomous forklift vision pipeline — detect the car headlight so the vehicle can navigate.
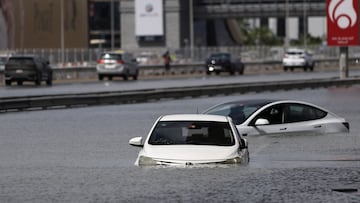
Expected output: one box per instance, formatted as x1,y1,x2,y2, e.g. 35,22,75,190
138,156,158,165
208,66,214,71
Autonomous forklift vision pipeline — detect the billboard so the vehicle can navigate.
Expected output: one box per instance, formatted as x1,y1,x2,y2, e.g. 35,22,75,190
327,0,359,46
135,0,164,37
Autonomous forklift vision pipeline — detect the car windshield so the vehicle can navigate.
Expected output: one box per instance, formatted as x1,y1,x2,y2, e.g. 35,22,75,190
204,101,272,125
148,121,235,146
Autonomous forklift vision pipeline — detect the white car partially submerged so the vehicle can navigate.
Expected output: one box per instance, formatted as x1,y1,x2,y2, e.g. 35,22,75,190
129,114,249,166
203,99,350,136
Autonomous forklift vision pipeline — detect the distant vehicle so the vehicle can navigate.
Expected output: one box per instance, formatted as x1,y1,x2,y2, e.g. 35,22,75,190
96,50,139,81
4,55,53,86
282,48,314,72
129,114,249,166
203,99,349,137
0,55,9,71
136,52,159,65
205,52,244,75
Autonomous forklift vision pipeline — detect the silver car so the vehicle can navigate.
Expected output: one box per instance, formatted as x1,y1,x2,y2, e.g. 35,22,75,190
282,48,314,72
203,99,349,136
96,50,139,81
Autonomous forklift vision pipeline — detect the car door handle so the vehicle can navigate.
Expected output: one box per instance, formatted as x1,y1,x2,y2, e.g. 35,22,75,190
314,125,322,128
280,128,287,131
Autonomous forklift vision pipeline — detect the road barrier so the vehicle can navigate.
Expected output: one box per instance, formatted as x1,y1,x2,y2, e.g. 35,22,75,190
0,58,358,82
0,77,359,112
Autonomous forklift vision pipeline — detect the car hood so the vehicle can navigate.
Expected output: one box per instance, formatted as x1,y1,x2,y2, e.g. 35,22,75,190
140,145,240,165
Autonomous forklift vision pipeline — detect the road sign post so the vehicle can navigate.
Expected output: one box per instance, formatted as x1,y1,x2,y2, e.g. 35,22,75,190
327,0,359,78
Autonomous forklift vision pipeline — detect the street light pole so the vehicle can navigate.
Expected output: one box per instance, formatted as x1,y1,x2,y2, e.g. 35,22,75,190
111,0,114,50
284,0,289,50
189,0,194,59
60,0,64,65
303,0,307,50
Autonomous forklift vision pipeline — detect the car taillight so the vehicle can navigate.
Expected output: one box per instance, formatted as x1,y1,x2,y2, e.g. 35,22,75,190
97,59,105,64
117,60,124,64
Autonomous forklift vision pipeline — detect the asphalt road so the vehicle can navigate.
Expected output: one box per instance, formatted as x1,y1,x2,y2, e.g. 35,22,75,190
1,69,360,98
0,82,359,202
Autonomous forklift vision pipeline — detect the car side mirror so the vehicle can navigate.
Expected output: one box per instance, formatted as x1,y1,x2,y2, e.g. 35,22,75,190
240,138,248,149
129,137,144,147
255,118,270,126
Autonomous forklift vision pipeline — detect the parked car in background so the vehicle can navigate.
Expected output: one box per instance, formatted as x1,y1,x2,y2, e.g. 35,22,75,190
282,48,314,72
0,54,10,71
203,99,349,137
96,50,139,81
129,114,249,166
205,52,244,75
4,55,53,86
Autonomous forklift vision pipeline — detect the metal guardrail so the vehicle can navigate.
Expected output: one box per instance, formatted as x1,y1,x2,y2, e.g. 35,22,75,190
1,77,359,112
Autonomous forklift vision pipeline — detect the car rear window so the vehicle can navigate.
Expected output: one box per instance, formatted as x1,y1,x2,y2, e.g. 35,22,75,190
100,53,122,60
286,51,304,55
210,53,230,60
7,58,35,65
148,121,235,146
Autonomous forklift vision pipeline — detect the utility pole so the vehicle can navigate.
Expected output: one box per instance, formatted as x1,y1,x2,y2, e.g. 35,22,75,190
61,0,64,65
189,0,194,59
284,0,290,50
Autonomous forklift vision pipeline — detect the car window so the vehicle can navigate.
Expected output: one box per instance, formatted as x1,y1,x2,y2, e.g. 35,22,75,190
148,121,235,146
0,57,8,65
101,53,122,60
210,53,231,60
283,103,327,123
205,103,263,125
7,58,35,65
253,104,284,125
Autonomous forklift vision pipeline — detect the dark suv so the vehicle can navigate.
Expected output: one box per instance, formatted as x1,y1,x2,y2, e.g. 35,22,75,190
205,52,245,75
4,55,53,86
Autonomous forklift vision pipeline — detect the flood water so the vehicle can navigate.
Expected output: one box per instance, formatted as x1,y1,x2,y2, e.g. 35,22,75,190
0,86,359,202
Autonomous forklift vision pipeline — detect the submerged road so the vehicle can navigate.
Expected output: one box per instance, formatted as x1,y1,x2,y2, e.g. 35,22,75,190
0,80,359,201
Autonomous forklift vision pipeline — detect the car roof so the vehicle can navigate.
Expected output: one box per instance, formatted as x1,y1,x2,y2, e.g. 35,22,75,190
102,49,126,54
159,114,229,122
215,99,279,107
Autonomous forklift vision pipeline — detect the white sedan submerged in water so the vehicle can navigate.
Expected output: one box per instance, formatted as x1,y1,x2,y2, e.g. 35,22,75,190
129,114,249,166
203,99,349,136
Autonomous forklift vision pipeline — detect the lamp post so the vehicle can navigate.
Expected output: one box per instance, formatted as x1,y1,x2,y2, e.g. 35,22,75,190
284,0,289,50
303,0,307,50
189,0,194,60
60,0,64,65
111,0,114,50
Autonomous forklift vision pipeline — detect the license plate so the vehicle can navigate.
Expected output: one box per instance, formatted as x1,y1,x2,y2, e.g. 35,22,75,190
16,69,23,73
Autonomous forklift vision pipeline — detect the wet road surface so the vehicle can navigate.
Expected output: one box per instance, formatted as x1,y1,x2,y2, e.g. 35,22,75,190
0,85,359,202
